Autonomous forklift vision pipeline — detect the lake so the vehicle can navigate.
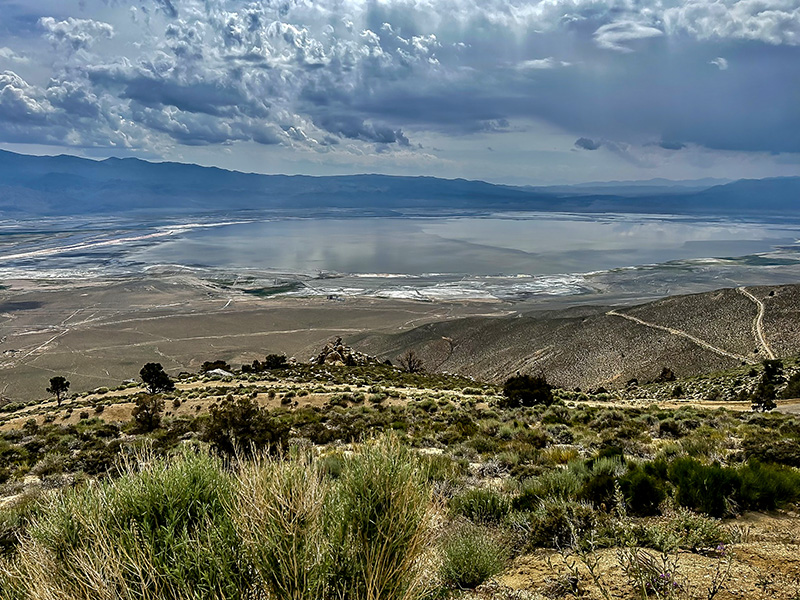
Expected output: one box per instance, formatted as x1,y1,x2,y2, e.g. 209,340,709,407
2,212,800,301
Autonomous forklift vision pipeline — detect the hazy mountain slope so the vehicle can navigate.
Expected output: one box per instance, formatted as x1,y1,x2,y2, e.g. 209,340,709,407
1,149,797,217
350,284,800,389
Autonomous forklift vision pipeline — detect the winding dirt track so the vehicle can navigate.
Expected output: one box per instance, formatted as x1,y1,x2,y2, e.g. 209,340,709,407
737,286,776,359
606,309,755,364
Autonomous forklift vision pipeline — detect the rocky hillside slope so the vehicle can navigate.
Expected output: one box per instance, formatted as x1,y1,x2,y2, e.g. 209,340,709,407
351,284,800,389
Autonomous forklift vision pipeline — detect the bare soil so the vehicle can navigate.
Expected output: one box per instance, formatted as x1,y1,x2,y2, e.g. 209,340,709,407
497,512,800,599
0,274,513,402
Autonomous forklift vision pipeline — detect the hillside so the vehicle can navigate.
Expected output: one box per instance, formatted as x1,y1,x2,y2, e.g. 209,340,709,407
352,284,800,389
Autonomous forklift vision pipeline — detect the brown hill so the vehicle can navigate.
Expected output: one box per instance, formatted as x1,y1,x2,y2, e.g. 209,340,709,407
350,284,800,389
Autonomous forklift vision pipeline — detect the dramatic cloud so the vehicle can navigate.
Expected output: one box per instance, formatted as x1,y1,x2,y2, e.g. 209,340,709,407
0,0,796,182
663,0,800,45
0,71,50,124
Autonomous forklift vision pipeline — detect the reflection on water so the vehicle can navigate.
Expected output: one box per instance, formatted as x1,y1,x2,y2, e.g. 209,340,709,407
1,212,800,301
131,214,800,276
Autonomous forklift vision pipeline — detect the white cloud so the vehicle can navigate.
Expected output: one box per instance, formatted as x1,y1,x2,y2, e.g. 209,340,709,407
0,71,51,123
0,48,29,64
710,57,729,70
593,21,664,52
517,57,561,69
39,17,114,51
664,0,800,46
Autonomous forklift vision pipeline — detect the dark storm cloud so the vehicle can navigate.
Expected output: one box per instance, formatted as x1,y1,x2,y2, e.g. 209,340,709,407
315,114,410,146
120,76,258,117
0,0,797,164
46,80,101,118
575,137,602,150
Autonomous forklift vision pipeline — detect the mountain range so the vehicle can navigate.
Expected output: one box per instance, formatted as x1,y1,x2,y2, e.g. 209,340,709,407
0,149,798,217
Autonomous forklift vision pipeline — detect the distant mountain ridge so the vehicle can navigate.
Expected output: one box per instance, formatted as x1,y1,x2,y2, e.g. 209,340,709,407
0,149,797,217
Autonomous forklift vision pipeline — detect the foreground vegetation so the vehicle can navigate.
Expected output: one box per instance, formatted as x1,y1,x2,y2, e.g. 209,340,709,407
1,354,799,598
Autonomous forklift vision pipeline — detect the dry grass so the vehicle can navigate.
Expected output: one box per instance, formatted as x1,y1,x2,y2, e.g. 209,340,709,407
1,436,439,600
234,450,330,600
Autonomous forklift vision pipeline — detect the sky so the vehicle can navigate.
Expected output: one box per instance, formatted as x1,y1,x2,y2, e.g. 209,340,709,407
0,0,798,185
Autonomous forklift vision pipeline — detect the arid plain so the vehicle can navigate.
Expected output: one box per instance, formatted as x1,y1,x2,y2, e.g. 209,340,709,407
3,271,800,403
0,273,518,402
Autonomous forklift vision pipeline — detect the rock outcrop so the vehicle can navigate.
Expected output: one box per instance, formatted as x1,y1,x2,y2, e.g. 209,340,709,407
310,337,378,367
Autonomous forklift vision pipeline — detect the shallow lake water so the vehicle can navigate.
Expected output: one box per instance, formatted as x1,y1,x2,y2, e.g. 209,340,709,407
2,212,800,301
131,214,799,275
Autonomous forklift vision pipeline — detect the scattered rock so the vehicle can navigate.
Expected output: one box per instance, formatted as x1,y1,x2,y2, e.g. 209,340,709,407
206,368,233,377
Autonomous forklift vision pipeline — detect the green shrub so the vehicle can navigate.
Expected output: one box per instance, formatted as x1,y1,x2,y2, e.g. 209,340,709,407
450,488,510,523
514,427,550,448
509,498,600,549
781,372,800,399
513,462,589,510
590,409,624,430
130,394,164,432
578,457,623,509
738,461,800,511
0,493,41,559
620,466,666,516
203,396,288,456
668,458,740,517
657,509,729,552
11,451,247,599
439,523,506,589
418,453,465,485
742,431,800,467
542,406,571,426
319,452,347,479
545,424,574,444
579,472,617,509
328,435,432,600
499,375,554,408
30,453,66,478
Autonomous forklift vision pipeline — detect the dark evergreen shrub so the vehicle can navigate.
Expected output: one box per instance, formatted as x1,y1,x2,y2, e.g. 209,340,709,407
738,461,800,510
202,396,288,456
620,467,665,516
500,375,554,408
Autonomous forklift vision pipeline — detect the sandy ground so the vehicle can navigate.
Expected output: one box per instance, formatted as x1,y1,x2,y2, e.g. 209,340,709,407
498,512,800,599
0,273,519,403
